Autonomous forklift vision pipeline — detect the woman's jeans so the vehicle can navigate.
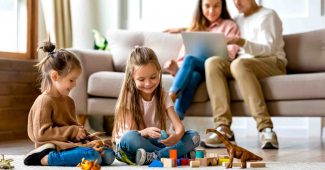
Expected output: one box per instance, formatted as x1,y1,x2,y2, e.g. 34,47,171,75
170,55,206,119
47,147,115,166
117,130,200,162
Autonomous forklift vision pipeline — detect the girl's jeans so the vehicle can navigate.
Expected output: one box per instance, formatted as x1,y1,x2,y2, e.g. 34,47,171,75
170,55,206,119
117,130,200,162
47,146,115,166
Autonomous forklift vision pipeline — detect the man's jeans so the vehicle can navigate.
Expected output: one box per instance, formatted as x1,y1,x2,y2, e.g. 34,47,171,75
48,146,115,166
170,55,206,119
117,130,200,162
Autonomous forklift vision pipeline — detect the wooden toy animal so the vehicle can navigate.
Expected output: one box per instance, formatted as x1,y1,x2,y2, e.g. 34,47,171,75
206,129,263,168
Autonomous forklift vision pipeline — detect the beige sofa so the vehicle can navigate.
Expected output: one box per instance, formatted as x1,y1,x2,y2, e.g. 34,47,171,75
70,29,325,118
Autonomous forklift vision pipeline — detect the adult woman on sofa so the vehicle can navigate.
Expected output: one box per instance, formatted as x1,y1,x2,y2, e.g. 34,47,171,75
164,0,240,120
203,0,287,149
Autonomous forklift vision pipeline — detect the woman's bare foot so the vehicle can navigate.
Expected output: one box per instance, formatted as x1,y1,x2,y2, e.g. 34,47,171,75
163,60,179,76
169,92,177,103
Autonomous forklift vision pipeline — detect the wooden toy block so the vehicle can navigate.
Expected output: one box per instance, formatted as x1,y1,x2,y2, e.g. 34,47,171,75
222,162,241,167
196,158,208,166
169,149,177,159
218,158,229,165
163,158,175,168
218,154,229,159
206,157,218,166
207,152,218,158
190,160,200,168
247,162,266,168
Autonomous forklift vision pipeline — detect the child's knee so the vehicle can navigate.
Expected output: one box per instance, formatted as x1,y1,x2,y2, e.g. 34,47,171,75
120,131,140,142
84,148,102,164
101,148,115,165
186,130,200,147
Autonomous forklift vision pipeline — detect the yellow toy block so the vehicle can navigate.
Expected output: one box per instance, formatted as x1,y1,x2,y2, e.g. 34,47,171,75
218,158,229,165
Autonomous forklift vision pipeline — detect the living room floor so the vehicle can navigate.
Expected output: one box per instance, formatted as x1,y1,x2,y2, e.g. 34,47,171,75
1,136,325,162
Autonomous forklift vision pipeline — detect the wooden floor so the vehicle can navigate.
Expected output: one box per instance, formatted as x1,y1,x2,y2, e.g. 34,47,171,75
1,137,324,162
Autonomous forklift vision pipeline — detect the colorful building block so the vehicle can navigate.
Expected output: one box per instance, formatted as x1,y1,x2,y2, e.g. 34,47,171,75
222,162,241,167
206,157,218,166
190,160,200,167
149,160,163,167
169,149,177,160
218,158,230,165
163,158,175,168
195,149,205,158
196,158,208,166
247,162,266,168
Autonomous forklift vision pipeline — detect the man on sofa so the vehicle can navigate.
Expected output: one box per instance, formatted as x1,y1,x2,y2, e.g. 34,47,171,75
203,0,287,149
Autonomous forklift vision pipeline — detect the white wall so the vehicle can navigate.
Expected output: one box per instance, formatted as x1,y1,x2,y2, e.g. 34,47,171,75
70,0,120,49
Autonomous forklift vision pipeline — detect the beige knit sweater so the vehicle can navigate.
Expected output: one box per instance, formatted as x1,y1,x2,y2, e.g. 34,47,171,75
28,93,84,150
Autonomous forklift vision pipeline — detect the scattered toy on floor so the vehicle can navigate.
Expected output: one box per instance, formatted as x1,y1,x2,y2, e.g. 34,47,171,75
206,128,263,168
77,158,101,170
0,155,14,169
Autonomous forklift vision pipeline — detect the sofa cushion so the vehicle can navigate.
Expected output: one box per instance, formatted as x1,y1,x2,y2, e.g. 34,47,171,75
107,31,143,72
88,71,209,102
107,30,183,72
284,29,325,73
229,72,325,100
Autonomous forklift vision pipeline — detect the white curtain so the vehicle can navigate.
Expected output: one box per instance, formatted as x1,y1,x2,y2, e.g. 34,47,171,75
41,0,72,48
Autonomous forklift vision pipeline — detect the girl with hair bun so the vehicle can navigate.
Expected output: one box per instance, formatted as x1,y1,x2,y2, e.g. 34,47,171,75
24,41,115,167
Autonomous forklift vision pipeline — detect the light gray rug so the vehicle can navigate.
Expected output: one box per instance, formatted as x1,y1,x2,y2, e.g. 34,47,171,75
6,155,325,170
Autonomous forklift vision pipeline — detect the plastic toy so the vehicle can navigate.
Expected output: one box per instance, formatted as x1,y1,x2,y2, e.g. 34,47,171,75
206,128,263,168
158,130,168,142
77,158,101,170
0,155,14,169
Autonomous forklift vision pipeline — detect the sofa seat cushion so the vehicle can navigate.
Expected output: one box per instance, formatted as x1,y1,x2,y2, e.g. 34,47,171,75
229,72,325,100
88,71,209,102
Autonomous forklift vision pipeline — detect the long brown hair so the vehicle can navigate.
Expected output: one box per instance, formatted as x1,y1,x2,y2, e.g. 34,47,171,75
112,47,167,142
188,0,231,31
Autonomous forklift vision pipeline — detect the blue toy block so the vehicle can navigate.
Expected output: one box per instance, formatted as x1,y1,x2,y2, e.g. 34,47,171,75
149,160,163,167
158,130,168,142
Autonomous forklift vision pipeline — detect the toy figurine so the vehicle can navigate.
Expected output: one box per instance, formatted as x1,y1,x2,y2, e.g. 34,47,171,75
77,158,101,170
0,155,14,169
206,129,263,169
158,130,168,142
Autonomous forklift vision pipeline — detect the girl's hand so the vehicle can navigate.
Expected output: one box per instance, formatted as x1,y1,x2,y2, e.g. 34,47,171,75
75,126,87,141
159,132,180,146
140,127,161,139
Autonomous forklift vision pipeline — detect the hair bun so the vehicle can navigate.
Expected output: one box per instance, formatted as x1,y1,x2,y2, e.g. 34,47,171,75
39,41,55,53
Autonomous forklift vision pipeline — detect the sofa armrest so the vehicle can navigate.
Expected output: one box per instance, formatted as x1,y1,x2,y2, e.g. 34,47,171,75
68,49,114,115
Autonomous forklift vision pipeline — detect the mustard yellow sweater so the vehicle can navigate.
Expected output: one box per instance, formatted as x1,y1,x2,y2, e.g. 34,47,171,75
28,93,83,150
